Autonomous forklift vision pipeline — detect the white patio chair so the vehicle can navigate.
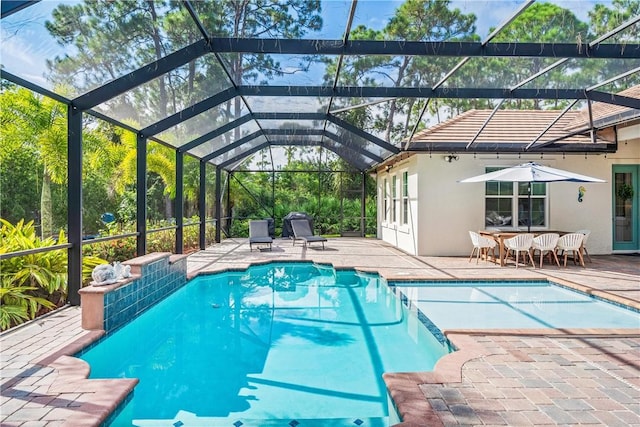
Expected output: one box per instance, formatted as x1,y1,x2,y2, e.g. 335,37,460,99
503,233,535,268
575,229,592,262
532,233,560,268
468,231,497,264
556,233,585,267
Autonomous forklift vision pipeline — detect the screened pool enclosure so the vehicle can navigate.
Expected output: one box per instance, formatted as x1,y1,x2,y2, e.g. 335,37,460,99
1,0,638,304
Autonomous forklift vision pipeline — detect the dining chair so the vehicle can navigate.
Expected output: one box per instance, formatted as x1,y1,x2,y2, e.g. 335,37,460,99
532,233,560,268
503,233,535,268
468,231,497,264
575,229,592,262
556,233,585,267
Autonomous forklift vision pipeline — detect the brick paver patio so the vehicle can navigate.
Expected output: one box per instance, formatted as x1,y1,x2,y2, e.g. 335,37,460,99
1,238,638,426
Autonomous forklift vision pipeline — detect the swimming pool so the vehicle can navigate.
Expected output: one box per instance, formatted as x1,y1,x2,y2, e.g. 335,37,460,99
390,280,640,330
79,263,450,426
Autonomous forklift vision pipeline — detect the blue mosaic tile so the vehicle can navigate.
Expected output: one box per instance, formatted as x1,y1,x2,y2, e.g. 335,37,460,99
99,256,188,332
173,421,184,427
105,293,115,305
354,419,364,426
289,421,300,427
233,421,243,427
417,310,446,345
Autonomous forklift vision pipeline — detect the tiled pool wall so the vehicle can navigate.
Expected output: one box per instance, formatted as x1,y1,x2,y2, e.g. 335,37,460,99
548,280,640,313
386,284,449,347
386,279,560,349
103,255,187,332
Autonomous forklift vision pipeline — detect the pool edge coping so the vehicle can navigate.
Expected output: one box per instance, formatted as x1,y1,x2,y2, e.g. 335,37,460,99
4,329,139,427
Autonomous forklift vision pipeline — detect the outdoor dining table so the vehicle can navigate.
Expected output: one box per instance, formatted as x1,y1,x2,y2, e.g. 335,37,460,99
479,230,575,267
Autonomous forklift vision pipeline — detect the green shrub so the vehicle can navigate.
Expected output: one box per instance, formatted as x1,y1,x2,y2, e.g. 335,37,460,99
0,283,55,331
83,237,138,262
83,220,217,262
0,219,107,330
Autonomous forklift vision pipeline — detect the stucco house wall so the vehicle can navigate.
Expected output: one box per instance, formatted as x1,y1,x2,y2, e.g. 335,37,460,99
378,155,420,255
377,122,639,256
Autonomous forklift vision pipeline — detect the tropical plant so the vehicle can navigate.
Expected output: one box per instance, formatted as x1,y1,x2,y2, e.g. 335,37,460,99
0,87,121,237
0,218,107,329
0,283,56,331
0,88,67,238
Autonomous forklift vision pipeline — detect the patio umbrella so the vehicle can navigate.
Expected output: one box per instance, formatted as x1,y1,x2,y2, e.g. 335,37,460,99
460,162,606,232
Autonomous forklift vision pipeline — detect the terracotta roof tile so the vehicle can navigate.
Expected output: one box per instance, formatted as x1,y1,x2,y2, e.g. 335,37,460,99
410,110,593,146
407,86,639,149
565,85,640,131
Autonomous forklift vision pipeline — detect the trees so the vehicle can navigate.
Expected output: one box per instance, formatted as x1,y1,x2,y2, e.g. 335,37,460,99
4,0,631,243
490,3,588,109
587,0,640,90
1,87,69,238
46,1,323,142
589,0,639,37
0,87,131,237
325,0,476,143
42,0,325,224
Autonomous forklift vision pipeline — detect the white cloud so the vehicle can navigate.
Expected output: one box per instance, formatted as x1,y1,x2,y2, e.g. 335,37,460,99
1,29,38,67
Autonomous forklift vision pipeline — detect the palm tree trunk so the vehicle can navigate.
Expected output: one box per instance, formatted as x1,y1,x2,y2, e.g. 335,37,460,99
164,194,173,220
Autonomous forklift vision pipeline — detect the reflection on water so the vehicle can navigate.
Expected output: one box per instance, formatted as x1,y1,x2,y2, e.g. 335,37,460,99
80,263,449,426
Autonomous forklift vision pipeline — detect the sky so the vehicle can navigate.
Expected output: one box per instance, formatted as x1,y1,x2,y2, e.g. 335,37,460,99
0,0,623,168
1,0,607,91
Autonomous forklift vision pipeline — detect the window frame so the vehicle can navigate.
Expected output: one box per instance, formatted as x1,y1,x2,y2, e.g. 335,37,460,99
402,171,409,225
484,167,549,229
383,178,388,222
392,175,398,223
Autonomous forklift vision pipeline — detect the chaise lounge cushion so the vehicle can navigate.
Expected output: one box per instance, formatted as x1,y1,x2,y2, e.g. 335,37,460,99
249,220,273,251
291,219,327,249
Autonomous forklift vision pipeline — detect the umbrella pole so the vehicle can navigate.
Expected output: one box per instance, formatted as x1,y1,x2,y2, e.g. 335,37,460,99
527,182,532,233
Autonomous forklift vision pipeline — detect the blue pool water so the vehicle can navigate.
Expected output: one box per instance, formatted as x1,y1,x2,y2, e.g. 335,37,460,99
79,263,450,426
391,281,640,330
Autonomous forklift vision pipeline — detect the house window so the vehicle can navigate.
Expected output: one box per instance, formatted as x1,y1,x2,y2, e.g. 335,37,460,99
402,171,409,225
383,178,388,221
392,175,398,223
485,167,547,228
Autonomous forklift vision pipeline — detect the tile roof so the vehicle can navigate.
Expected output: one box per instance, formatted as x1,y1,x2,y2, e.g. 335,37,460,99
410,109,593,146
409,85,639,149
565,85,640,131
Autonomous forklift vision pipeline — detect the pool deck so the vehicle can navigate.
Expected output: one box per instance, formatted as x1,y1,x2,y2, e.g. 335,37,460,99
1,237,638,426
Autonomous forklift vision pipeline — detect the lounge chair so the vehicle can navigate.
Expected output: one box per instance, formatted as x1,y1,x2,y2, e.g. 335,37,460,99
291,219,327,249
249,220,272,251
